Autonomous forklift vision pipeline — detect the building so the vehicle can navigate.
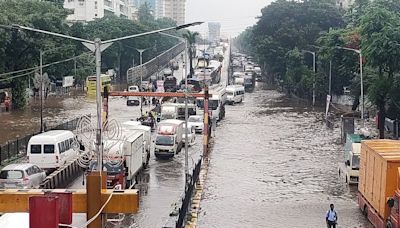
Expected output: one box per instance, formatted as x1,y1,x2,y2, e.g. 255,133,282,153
64,0,135,22
208,22,221,43
155,0,186,25
131,0,156,10
336,0,355,9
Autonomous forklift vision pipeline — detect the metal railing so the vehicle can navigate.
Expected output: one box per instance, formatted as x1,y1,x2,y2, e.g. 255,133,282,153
127,42,185,85
0,114,91,165
175,158,202,228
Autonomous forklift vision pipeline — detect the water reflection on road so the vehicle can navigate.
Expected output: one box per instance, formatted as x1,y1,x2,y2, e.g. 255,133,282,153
198,83,372,228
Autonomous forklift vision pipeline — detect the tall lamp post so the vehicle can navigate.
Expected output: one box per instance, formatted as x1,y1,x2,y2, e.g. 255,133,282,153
335,46,364,121
159,32,190,188
302,50,316,106
135,47,151,115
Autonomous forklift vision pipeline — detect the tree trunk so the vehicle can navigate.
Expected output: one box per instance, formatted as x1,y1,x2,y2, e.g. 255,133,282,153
189,48,194,77
378,106,385,139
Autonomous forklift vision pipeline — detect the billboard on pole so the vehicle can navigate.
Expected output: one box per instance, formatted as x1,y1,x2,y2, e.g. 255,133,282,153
63,76,75,88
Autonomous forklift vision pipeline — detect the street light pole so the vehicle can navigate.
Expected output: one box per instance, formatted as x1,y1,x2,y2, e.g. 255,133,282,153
329,60,332,96
136,48,146,115
158,32,190,187
40,50,44,133
94,38,103,171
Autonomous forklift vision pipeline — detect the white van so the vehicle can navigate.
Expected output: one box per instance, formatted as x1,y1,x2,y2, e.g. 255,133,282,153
27,130,78,170
226,85,245,104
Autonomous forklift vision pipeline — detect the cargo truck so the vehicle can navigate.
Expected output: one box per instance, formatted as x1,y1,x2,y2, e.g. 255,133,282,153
122,121,151,168
154,119,184,159
90,132,144,189
358,140,400,228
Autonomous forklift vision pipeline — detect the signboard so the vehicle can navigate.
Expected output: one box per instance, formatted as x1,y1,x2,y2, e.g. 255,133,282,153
63,76,75,88
156,80,164,93
325,95,331,119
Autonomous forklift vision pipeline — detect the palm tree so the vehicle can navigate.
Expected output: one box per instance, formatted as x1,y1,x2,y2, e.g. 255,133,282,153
183,30,199,77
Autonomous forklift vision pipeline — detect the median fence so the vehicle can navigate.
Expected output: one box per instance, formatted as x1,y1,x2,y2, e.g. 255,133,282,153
175,159,202,228
127,42,185,85
0,114,90,165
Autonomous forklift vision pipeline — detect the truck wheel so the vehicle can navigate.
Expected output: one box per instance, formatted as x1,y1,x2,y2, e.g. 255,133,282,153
386,221,393,228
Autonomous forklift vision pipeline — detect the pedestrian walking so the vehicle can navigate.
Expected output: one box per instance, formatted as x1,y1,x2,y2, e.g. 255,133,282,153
326,203,338,228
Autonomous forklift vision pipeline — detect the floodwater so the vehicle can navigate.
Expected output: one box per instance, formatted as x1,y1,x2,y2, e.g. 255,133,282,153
197,83,372,228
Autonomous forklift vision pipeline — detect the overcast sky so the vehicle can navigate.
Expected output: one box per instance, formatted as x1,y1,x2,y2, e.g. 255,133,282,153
185,0,274,38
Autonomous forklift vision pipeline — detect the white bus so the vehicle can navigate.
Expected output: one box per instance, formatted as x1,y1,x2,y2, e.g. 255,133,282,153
226,85,245,104
27,130,78,170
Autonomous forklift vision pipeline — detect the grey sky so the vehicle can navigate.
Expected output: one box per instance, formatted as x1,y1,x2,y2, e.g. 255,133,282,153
186,0,274,37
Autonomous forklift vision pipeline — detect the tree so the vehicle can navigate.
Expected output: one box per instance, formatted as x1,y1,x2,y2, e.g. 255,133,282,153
0,0,70,109
249,0,343,99
183,30,199,77
360,4,400,138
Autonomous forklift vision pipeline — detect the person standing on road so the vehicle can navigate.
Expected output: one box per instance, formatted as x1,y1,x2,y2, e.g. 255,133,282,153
326,204,338,228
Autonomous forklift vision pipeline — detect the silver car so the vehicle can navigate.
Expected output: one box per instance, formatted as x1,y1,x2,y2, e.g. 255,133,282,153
188,115,204,134
0,163,46,189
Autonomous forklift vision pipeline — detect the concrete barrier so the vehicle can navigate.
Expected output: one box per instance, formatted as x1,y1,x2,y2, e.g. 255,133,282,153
39,158,83,189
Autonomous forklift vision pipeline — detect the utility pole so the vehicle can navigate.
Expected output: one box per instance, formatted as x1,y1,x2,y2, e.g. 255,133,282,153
39,50,44,133
137,48,146,115
312,52,316,106
329,60,332,96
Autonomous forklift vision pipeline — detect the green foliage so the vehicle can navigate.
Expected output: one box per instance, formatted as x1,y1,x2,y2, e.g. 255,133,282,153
183,30,199,76
238,0,343,98
0,0,181,108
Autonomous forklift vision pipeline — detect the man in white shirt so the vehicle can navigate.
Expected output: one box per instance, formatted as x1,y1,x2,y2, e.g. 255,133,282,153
326,203,338,228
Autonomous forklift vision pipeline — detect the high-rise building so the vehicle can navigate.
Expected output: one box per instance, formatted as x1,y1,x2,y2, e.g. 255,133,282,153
155,0,186,25
336,0,355,9
64,0,135,22
132,0,156,10
208,22,221,42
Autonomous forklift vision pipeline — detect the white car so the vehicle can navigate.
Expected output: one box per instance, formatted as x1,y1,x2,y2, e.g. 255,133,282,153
188,115,204,134
0,163,46,189
183,123,196,146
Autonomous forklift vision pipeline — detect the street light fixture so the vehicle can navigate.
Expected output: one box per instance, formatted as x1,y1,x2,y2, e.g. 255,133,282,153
11,22,203,173
335,46,364,121
302,50,316,106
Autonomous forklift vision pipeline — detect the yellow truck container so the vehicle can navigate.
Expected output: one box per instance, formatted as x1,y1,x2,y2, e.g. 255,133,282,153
358,140,400,227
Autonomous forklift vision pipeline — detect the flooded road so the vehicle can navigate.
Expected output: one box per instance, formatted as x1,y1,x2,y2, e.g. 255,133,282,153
198,84,372,228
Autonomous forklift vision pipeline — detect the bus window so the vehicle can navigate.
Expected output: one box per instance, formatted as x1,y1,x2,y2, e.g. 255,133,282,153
44,145,55,154
31,145,42,154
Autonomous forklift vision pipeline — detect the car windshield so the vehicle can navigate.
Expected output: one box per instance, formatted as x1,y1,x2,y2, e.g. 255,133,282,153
156,135,174,146
0,170,24,179
189,116,202,122
352,155,360,170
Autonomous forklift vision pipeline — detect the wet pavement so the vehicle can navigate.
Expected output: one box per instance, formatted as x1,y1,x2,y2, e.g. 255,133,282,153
197,84,372,228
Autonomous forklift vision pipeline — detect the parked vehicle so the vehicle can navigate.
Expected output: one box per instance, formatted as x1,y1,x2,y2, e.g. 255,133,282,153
161,103,178,120
226,85,245,104
358,140,400,228
182,123,196,146
0,163,46,189
154,119,184,159
122,121,151,167
27,130,78,171
188,115,204,133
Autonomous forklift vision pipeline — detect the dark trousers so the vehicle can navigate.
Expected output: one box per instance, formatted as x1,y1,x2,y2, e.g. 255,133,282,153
327,220,336,228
